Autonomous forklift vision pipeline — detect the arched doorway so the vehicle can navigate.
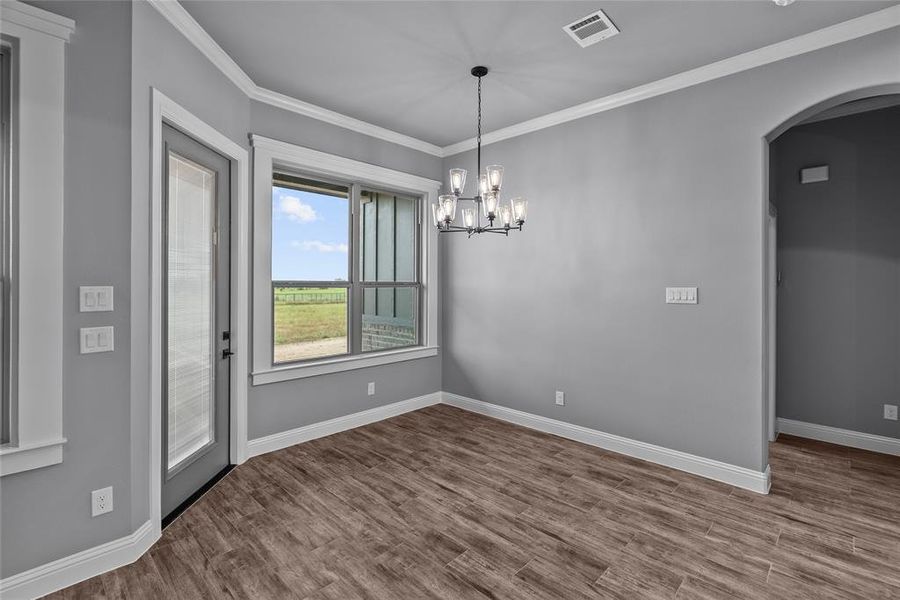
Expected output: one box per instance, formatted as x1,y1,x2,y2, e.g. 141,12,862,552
763,84,900,466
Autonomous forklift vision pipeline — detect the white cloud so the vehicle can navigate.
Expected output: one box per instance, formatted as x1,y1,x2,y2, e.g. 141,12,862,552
278,195,317,223
291,240,348,253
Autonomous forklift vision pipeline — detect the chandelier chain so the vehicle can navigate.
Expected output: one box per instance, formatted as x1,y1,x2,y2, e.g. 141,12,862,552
476,75,482,180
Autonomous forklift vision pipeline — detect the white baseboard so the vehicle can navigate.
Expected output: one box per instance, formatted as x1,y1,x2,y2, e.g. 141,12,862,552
0,520,158,600
246,391,442,458
778,418,900,457
442,392,771,495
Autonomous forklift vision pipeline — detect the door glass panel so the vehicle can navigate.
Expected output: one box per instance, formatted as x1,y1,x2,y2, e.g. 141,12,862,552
167,152,216,472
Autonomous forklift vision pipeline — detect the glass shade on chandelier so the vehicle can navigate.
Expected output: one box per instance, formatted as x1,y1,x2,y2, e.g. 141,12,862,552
433,66,529,238
449,168,467,196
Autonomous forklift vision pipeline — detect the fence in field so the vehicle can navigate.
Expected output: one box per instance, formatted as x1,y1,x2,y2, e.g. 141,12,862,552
274,291,346,305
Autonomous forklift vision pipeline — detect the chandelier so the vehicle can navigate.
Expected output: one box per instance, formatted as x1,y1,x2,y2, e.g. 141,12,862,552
432,66,528,237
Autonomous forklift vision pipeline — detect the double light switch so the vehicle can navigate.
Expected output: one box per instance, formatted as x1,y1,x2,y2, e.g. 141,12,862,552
80,286,114,354
80,286,114,312
80,326,114,354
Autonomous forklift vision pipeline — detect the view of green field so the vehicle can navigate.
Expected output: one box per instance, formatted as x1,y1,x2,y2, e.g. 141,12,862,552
273,287,348,362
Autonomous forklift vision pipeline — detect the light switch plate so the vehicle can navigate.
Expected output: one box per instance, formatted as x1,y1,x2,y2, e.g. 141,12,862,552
555,391,565,406
80,286,114,312
885,404,898,421
666,287,698,304
80,326,114,354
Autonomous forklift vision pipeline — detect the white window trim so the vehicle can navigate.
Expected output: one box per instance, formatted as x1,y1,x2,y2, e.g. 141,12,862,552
251,135,441,385
0,1,74,476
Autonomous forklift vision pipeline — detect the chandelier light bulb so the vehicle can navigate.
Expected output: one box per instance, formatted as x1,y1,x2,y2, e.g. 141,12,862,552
511,197,528,224
478,173,489,198
439,194,457,222
486,165,504,192
431,203,441,226
482,191,499,219
449,168,467,196
462,208,475,229
499,203,512,227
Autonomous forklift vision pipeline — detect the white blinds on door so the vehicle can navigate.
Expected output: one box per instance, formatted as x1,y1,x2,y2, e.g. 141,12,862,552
167,153,216,471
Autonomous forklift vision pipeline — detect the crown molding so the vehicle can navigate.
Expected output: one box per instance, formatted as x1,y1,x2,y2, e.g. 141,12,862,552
149,1,899,160
147,0,257,95
0,0,75,41
250,86,443,156
147,0,443,157
441,4,900,157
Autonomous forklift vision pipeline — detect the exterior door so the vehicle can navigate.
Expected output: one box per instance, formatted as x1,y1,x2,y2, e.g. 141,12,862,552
161,123,231,522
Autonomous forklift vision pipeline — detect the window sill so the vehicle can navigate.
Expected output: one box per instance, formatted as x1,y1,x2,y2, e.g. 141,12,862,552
0,437,67,477
252,345,439,386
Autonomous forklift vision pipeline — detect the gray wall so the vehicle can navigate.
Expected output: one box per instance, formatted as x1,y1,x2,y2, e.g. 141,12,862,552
772,105,900,439
0,1,133,578
441,28,900,472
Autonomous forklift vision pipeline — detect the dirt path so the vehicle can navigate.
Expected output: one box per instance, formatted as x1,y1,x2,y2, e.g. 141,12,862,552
274,337,347,363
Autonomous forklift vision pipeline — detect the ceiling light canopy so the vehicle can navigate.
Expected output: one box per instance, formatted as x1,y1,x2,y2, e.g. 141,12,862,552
434,67,528,237
772,0,795,6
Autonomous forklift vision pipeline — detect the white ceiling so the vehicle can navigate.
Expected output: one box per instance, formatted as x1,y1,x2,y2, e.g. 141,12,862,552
181,1,897,147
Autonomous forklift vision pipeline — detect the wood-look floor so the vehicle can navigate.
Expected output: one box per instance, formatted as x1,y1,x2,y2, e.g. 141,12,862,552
47,405,900,599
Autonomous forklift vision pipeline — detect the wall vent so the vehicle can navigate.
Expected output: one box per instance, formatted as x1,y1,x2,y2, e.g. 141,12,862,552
564,10,619,48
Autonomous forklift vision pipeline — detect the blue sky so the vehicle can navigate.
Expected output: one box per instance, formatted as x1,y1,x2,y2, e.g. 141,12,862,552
272,186,349,281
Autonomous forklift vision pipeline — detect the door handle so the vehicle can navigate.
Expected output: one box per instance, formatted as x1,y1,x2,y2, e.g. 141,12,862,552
222,349,234,359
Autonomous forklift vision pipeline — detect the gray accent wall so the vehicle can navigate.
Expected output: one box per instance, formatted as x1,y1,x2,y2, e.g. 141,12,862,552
772,105,900,439
440,28,900,472
0,1,134,579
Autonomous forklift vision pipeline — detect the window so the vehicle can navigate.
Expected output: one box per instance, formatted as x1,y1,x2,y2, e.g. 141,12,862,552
0,3,72,476
270,174,421,364
251,135,439,384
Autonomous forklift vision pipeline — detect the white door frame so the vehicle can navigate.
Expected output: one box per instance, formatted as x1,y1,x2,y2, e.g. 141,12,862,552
149,89,249,532
766,207,777,442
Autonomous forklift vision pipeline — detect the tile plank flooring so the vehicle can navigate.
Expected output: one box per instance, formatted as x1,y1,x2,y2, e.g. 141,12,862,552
47,405,900,599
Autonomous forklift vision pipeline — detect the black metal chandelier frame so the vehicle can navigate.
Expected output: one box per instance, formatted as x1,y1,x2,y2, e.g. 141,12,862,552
436,66,525,238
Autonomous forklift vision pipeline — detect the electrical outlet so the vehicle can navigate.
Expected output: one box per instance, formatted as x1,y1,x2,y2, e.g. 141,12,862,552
885,404,898,421
91,486,113,517
367,382,375,396
555,390,565,406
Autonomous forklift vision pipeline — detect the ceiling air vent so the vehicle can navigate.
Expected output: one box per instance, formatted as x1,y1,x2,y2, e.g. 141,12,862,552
563,10,619,48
